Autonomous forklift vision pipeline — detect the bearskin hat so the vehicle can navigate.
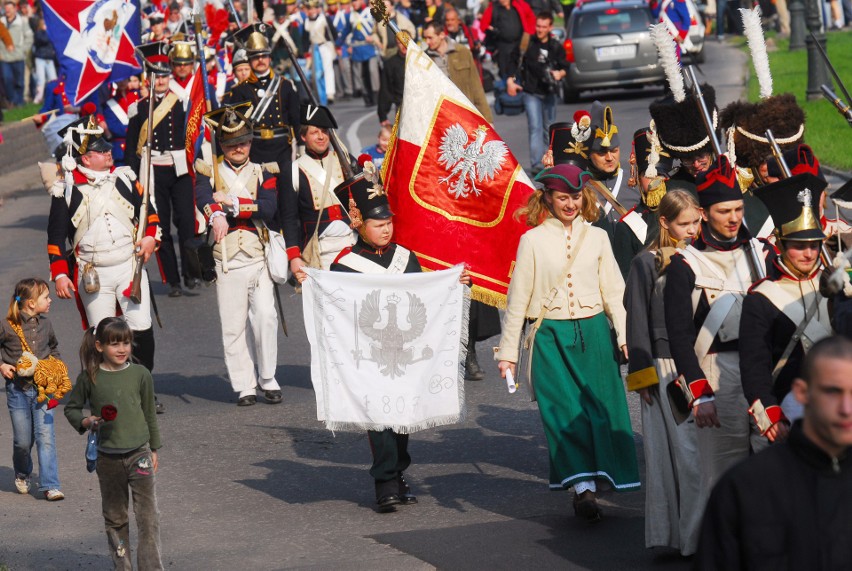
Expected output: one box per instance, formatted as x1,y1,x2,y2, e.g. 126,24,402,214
719,93,805,171
649,85,717,159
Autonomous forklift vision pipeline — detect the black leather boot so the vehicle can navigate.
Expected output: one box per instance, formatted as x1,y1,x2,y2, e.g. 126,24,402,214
464,338,485,381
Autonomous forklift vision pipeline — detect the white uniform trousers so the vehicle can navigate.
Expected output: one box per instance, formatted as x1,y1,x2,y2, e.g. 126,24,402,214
318,42,336,99
77,258,152,331
642,358,702,556
215,256,280,397
693,351,762,521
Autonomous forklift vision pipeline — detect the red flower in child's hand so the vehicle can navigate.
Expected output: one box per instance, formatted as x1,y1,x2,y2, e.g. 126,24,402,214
101,405,118,422
47,399,59,410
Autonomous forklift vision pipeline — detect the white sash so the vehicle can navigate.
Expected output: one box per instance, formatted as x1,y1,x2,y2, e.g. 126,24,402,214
680,242,758,361
755,280,831,348
622,209,648,244
106,98,129,126
336,246,411,274
602,168,623,217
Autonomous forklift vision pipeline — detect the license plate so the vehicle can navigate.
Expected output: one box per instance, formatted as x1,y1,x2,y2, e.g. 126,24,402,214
595,45,636,61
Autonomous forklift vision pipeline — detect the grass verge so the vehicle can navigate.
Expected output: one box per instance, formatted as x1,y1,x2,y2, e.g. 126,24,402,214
1,102,41,124
744,29,852,171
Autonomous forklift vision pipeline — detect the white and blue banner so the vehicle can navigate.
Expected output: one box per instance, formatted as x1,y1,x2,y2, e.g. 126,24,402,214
43,0,142,105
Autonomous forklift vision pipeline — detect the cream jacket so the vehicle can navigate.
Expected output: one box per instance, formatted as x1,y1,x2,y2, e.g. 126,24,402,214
497,216,627,362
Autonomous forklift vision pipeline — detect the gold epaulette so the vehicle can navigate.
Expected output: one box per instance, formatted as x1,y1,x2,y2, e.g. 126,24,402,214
655,246,678,274
194,159,213,178
262,162,280,174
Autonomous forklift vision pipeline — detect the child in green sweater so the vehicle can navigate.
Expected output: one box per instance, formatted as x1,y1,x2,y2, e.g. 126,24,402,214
64,317,163,570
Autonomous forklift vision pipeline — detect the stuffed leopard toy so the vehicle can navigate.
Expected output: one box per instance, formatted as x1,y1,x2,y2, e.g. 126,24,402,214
9,320,72,409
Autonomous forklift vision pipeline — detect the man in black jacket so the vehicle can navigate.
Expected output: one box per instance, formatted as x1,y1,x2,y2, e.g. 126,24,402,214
664,155,771,530
506,11,566,174
377,31,407,126
696,335,852,570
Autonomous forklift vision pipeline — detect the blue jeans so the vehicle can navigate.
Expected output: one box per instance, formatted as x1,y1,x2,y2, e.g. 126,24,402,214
1,60,26,106
716,0,728,36
523,91,558,171
6,381,61,491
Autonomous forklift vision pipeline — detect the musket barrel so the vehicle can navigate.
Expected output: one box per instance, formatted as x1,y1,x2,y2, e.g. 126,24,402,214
765,129,792,178
685,66,722,157
820,84,852,126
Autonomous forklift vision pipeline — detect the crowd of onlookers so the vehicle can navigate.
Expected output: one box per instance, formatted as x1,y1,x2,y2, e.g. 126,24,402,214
0,0,55,116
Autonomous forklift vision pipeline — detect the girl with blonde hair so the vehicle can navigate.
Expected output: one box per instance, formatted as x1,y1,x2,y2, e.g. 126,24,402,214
624,189,703,554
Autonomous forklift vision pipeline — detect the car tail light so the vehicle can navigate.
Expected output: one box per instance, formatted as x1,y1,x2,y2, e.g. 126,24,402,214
605,8,620,14
564,39,574,63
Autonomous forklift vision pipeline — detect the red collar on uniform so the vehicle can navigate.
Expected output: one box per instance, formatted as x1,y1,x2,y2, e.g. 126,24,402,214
73,166,116,184
173,74,191,88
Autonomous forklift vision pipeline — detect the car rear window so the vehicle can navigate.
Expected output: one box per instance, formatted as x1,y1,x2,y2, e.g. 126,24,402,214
571,7,652,38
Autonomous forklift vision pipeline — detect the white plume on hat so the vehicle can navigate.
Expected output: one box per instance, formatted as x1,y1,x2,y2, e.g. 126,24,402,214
650,23,685,103
740,6,773,99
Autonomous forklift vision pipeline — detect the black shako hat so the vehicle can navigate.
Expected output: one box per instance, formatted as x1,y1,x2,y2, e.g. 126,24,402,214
334,170,393,223
755,173,827,241
695,155,741,209
300,103,338,129
136,41,172,75
633,127,673,177
548,109,592,169
233,23,272,56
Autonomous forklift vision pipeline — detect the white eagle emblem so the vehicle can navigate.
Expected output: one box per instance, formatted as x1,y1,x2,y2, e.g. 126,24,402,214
437,124,508,198
797,187,813,208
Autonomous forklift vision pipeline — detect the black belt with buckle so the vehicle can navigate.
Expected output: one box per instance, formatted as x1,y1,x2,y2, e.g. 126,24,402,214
253,127,290,141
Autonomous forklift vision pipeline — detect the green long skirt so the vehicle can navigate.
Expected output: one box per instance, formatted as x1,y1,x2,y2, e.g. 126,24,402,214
531,314,641,491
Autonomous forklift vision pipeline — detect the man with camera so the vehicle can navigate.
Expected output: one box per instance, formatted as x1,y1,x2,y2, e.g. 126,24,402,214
507,11,567,175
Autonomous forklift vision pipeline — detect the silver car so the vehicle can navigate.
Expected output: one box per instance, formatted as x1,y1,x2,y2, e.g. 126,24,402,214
562,0,665,102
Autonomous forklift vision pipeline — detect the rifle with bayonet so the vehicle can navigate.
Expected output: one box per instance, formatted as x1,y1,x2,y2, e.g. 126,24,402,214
809,32,852,128
683,65,766,280
130,49,168,304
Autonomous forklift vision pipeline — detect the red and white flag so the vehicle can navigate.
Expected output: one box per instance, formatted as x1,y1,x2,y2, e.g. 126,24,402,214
383,44,534,308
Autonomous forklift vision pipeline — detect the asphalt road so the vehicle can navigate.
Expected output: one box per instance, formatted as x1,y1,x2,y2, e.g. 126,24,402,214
0,39,842,570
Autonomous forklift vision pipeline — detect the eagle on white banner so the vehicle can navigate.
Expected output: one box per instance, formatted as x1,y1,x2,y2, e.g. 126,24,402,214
303,266,470,433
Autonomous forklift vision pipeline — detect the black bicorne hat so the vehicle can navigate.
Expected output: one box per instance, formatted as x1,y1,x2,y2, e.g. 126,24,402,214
57,115,113,157
766,144,825,182
755,173,826,241
695,155,741,209
300,104,338,129
588,100,619,153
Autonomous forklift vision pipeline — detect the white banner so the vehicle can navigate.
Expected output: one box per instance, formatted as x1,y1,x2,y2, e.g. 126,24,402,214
303,266,469,433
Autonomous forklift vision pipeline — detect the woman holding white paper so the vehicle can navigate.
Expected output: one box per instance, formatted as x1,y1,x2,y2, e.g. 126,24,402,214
496,163,640,522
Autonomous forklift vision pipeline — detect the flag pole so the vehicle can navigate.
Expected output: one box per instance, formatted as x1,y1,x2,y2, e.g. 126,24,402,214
193,2,220,193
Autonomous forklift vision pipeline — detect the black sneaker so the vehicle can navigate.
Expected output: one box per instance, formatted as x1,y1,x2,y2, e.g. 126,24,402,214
237,395,257,407
168,285,183,298
264,390,283,404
